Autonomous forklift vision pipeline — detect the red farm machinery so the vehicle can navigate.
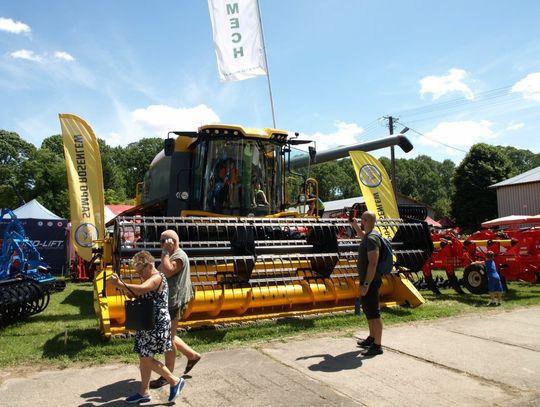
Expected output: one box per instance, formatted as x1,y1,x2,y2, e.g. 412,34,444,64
420,216,540,294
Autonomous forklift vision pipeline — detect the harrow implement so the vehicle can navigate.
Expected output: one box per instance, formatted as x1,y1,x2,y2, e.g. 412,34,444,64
0,208,64,327
0,278,50,327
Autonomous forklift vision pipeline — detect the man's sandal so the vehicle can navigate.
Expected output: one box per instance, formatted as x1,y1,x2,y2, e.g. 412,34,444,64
184,356,201,375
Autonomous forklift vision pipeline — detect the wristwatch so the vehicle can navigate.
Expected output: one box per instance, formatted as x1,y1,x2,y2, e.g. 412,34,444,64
161,250,169,256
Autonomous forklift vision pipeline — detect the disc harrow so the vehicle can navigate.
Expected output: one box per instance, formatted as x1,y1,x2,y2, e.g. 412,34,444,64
0,278,50,327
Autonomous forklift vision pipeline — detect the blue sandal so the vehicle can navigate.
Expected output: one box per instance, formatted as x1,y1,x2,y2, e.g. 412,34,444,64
125,393,151,403
168,378,186,402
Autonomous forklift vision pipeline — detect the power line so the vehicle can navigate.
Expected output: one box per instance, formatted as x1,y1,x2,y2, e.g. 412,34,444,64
397,123,469,154
353,85,526,156
396,85,515,118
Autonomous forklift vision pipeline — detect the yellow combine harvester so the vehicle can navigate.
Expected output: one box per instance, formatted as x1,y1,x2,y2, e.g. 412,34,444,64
68,122,432,338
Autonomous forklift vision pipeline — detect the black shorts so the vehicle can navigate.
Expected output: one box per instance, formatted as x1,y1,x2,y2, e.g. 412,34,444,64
168,303,189,321
361,279,381,320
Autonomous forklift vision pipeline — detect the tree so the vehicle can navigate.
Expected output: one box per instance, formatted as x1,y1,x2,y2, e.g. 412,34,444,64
309,159,356,201
21,143,70,218
121,138,164,198
98,141,128,204
0,130,37,209
40,134,64,155
451,143,512,232
379,155,455,219
499,146,540,176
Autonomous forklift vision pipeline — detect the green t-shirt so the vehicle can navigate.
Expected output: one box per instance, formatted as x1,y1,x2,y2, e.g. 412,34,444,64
357,232,382,283
165,248,194,309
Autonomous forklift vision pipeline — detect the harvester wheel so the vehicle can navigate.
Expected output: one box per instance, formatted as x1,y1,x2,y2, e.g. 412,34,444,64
462,264,487,294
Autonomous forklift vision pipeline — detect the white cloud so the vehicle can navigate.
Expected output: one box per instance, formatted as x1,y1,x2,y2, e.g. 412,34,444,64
10,49,42,62
510,72,540,101
131,104,220,136
302,121,364,152
419,68,475,100
506,122,524,131
420,120,495,153
54,51,75,61
106,132,125,146
0,17,30,34
10,49,76,64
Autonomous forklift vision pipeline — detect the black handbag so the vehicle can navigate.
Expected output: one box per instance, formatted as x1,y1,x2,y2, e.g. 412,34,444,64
121,276,162,331
125,296,155,331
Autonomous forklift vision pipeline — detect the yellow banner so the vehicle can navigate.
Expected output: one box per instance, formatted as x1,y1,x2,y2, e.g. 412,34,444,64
349,151,399,239
59,113,105,261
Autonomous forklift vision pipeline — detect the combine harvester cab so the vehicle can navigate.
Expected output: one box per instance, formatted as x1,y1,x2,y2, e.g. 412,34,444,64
0,209,62,327
59,117,433,338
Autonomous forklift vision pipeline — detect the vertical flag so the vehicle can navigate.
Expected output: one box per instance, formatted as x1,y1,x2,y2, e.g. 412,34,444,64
349,151,399,239
59,114,105,261
208,0,267,81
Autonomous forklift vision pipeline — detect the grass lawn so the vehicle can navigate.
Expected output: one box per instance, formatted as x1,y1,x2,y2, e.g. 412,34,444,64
1,277,539,369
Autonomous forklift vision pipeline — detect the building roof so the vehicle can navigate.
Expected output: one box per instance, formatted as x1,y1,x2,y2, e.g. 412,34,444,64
424,216,442,228
481,214,540,229
490,166,540,188
323,196,365,212
322,192,428,213
105,204,134,223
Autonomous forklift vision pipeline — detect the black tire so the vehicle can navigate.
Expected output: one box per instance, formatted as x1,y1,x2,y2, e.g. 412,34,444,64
463,263,488,294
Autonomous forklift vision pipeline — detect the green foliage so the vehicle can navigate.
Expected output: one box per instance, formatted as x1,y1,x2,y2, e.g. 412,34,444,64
498,145,540,176
309,159,356,201
0,130,37,208
99,140,128,203
0,129,164,214
451,143,512,232
21,146,70,217
40,134,64,155
380,155,455,219
122,138,163,197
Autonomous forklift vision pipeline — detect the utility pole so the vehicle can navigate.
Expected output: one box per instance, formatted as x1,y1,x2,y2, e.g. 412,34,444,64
385,116,397,196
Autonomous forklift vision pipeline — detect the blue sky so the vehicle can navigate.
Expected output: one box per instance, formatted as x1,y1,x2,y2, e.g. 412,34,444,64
1,0,539,164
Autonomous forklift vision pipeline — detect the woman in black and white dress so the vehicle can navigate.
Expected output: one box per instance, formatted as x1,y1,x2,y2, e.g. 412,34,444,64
108,250,185,403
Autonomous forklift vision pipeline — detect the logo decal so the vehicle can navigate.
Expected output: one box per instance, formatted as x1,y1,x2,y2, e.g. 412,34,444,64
74,223,98,248
359,164,383,188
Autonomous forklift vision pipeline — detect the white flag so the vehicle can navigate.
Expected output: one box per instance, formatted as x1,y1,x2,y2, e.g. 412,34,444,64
208,0,267,81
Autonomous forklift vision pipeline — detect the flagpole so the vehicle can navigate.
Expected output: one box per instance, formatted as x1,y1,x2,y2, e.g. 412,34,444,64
256,0,277,128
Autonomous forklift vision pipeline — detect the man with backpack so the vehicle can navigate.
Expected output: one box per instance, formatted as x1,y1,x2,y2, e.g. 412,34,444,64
350,211,389,356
